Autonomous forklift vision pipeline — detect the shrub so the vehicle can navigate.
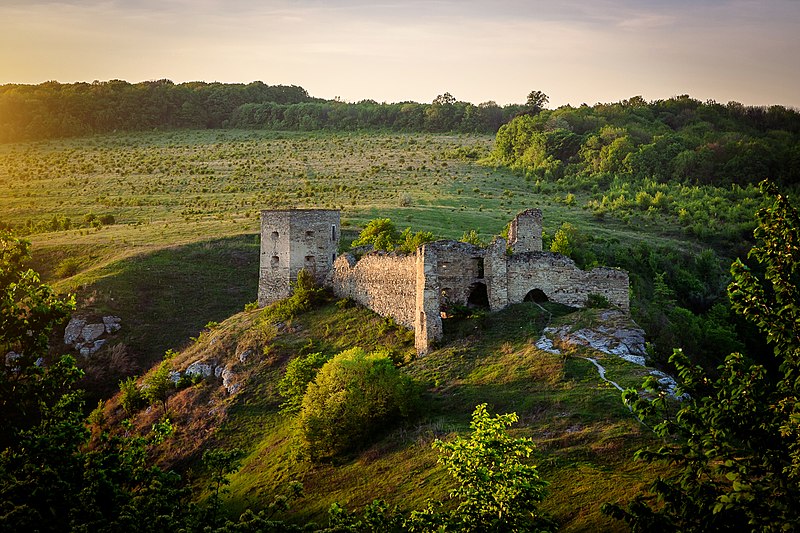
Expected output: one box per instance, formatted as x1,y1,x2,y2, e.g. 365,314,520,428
119,375,146,415
55,257,81,278
586,293,610,308
297,347,417,460
278,351,332,414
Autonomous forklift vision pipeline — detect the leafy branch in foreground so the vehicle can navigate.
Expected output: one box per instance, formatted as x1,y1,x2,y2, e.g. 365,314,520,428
603,181,800,532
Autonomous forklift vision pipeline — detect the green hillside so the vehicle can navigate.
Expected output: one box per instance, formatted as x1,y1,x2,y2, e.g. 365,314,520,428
106,289,663,532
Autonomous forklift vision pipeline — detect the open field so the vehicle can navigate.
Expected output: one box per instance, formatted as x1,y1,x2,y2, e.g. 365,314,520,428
1,129,707,367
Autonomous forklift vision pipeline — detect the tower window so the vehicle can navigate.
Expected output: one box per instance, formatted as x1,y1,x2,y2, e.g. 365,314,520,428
305,230,314,238
271,231,279,240
271,256,279,268
331,225,337,241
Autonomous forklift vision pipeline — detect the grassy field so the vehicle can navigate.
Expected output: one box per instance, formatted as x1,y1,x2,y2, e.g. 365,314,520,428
1,129,707,368
1,129,702,529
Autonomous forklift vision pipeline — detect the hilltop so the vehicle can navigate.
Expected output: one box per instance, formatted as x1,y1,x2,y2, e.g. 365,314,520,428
101,286,663,531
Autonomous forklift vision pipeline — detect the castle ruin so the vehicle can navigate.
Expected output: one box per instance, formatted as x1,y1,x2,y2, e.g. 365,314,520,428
258,208,629,355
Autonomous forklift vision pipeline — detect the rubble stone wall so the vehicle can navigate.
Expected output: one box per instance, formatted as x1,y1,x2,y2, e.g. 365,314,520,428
329,252,417,328
506,252,629,311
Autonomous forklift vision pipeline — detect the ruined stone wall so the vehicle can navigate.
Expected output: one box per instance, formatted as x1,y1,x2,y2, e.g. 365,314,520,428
258,212,292,306
506,252,629,311
508,208,543,253
430,241,485,308
329,252,417,328
258,209,339,306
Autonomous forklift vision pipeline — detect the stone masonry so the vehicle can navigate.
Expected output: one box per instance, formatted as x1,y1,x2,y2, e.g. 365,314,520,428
258,209,340,306
258,208,630,355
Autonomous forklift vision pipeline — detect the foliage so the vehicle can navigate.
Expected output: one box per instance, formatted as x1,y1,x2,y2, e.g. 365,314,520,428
422,404,553,532
0,231,75,447
277,351,332,414
459,229,486,247
142,359,175,417
0,232,196,532
203,448,246,527
603,182,800,532
585,293,610,308
351,218,399,251
119,375,146,415
262,268,325,323
351,218,435,253
0,80,528,143
549,222,578,257
296,347,418,461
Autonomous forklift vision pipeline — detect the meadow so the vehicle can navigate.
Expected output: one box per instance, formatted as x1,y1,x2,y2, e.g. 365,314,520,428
1,129,706,369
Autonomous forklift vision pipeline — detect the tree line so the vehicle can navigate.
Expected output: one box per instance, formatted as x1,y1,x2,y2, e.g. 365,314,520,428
491,94,800,189
0,81,526,142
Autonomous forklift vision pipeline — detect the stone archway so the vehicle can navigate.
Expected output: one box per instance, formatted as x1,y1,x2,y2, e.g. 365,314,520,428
524,288,549,303
467,282,490,309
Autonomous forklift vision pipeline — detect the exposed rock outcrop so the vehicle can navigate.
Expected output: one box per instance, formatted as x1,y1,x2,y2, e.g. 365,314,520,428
64,315,123,357
535,309,682,398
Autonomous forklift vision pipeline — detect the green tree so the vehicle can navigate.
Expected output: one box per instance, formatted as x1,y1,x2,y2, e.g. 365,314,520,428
142,359,175,418
408,404,552,532
603,182,800,532
352,218,399,251
203,448,245,527
277,351,332,414
0,231,192,531
460,229,486,247
549,222,577,257
525,90,549,113
297,347,417,461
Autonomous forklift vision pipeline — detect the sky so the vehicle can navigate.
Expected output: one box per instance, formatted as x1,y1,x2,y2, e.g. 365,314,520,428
1,0,799,108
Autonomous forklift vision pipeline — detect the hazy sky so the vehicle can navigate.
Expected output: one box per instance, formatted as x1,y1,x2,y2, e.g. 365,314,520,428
1,0,799,107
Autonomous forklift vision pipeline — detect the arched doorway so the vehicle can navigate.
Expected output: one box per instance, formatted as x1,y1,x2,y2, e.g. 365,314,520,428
467,282,490,309
524,288,549,303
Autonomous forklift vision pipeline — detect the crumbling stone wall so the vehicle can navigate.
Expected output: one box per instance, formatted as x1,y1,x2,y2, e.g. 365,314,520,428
329,252,417,328
505,252,629,311
429,241,484,308
508,208,543,253
259,207,630,355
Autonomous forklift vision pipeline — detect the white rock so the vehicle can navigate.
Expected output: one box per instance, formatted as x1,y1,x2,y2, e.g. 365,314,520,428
81,323,106,342
102,316,122,334
185,361,214,378
534,335,560,354
238,349,253,363
221,367,239,395
169,370,181,384
64,317,86,345
214,366,224,378
34,357,44,367
79,339,106,357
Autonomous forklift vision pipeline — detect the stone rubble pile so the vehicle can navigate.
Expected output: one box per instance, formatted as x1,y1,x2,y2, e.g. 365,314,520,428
64,315,122,357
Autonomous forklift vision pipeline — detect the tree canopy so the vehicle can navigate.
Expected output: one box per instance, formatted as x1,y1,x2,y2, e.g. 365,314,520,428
603,181,800,532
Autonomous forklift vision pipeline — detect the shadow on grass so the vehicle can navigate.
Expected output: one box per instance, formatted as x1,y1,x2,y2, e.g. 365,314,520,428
65,233,260,371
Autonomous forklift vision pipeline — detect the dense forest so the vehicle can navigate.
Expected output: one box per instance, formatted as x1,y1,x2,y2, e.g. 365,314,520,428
0,80,524,142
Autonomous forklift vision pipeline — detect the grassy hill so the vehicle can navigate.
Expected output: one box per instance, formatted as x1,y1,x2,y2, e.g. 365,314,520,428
103,291,665,532
2,128,746,529
2,129,723,373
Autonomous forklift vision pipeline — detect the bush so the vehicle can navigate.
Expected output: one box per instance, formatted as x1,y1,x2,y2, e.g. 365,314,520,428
297,347,417,460
55,257,81,278
119,375,146,415
586,293,610,308
278,351,332,414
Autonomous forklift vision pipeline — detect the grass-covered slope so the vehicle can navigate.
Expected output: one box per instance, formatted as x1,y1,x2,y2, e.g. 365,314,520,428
108,293,666,532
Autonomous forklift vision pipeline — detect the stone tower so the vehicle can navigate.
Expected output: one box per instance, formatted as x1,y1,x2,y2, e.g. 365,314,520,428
258,209,340,306
507,208,543,253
